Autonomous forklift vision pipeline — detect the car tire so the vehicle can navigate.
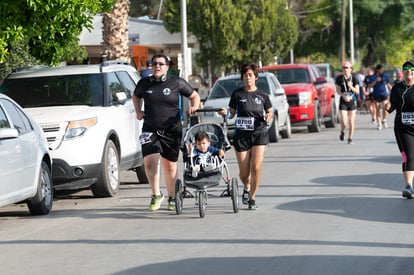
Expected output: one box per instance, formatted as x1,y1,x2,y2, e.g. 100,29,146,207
27,161,53,215
135,165,148,184
280,113,292,139
324,100,337,128
92,140,120,198
268,114,280,143
308,101,322,133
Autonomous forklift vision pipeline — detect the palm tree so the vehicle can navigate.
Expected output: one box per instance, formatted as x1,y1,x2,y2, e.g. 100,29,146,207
102,0,130,61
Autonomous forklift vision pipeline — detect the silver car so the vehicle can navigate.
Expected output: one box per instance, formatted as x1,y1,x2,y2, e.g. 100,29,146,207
0,94,53,215
201,72,291,142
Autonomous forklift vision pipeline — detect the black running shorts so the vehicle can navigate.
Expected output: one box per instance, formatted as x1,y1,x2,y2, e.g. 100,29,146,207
373,95,388,103
140,128,182,162
233,130,269,152
339,99,357,111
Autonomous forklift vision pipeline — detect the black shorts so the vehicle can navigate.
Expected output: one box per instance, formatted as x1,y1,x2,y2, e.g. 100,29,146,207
233,130,269,152
373,95,388,103
339,99,357,111
140,128,182,162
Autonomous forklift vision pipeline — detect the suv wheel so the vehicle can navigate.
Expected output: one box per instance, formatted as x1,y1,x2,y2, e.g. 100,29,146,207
135,165,149,184
92,140,120,197
27,161,53,215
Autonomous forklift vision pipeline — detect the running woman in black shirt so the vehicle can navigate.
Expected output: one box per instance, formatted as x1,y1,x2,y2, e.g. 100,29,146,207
387,60,414,199
223,63,272,210
133,53,200,211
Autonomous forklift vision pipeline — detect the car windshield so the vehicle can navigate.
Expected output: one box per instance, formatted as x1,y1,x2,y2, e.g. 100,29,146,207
209,76,270,99
268,68,310,84
0,74,104,107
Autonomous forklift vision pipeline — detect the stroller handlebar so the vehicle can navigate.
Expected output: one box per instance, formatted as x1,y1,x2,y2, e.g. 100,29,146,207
195,108,224,113
194,108,227,124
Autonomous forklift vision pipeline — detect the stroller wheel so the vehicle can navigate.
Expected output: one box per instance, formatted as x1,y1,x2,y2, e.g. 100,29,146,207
198,191,207,218
175,179,183,215
231,178,239,213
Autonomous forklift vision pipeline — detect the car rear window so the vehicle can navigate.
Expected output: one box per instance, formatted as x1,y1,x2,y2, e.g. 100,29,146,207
268,68,310,84
209,76,270,99
0,74,104,108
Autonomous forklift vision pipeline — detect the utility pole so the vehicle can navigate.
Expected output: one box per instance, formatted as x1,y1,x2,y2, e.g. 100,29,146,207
349,0,354,64
180,0,188,81
340,0,347,63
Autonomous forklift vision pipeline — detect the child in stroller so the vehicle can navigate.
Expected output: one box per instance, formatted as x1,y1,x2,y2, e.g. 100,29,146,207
175,108,239,218
190,131,225,178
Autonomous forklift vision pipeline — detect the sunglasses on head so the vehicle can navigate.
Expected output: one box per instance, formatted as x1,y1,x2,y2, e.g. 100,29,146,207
403,66,414,71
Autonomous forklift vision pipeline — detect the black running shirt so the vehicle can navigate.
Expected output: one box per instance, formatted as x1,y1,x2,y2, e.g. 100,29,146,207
134,75,195,130
390,81,414,135
228,88,272,134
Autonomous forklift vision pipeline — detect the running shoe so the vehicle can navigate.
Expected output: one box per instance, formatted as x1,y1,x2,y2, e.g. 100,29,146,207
382,121,388,128
402,185,414,199
149,192,164,211
377,124,382,130
339,131,344,141
167,197,176,211
348,138,353,145
248,200,257,210
242,189,250,205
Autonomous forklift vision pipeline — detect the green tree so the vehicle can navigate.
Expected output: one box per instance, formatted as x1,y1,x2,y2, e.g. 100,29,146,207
293,0,414,68
237,0,297,66
129,0,162,18
164,0,298,73
0,0,115,66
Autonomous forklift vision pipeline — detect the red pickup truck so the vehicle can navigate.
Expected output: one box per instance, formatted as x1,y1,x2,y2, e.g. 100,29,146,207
261,63,338,132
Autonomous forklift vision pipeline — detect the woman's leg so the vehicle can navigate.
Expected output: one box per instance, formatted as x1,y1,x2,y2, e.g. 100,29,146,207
248,145,266,201
348,109,356,139
235,150,251,191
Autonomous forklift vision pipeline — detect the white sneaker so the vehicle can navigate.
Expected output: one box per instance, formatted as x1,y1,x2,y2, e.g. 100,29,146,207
382,121,388,128
378,124,382,130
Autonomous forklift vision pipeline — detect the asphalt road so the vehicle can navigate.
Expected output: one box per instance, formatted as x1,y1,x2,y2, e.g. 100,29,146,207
1,111,413,275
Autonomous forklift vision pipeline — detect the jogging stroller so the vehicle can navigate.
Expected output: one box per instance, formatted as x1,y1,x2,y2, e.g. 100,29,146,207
175,108,239,218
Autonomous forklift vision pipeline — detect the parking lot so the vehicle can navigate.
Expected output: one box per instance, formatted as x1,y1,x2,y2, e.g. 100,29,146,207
1,112,413,275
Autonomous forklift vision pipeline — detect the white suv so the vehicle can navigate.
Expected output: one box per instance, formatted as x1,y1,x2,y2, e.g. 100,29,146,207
0,61,147,197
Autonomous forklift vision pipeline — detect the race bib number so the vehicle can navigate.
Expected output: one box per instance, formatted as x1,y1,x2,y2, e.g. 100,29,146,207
402,112,414,125
139,132,153,145
235,117,254,131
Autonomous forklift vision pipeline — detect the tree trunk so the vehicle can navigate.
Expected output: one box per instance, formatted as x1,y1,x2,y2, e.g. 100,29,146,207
102,0,130,62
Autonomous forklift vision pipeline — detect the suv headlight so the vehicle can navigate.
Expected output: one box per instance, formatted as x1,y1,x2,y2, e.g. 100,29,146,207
64,117,97,139
298,92,312,105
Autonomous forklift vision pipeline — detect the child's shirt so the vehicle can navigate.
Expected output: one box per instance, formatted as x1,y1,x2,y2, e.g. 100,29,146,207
193,146,220,166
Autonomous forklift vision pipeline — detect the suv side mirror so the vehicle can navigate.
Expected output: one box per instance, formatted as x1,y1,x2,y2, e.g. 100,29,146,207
315,77,327,84
0,128,18,139
113,92,127,104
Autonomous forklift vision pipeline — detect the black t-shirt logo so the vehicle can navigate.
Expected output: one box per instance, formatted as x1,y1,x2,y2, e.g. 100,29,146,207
163,88,171,96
